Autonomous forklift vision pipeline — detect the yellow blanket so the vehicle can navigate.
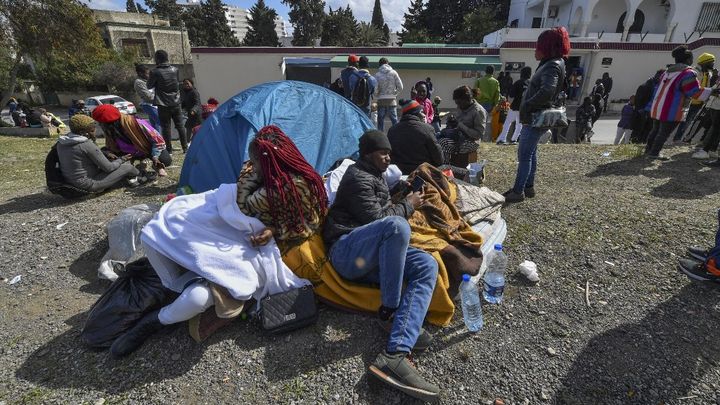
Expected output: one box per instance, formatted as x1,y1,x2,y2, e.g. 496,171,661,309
282,165,484,327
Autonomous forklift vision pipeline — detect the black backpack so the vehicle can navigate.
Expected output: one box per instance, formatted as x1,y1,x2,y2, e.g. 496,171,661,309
351,72,371,107
45,143,91,199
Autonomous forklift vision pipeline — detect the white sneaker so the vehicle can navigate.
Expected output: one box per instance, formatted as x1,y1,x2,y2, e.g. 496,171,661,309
692,150,710,159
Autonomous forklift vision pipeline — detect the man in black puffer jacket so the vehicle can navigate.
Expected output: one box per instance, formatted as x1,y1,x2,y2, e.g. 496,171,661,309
322,130,440,402
147,49,187,154
387,99,444,174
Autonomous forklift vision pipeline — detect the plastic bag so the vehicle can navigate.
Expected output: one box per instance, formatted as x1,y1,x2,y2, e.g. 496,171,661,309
98,204,160,281
81,258,174,348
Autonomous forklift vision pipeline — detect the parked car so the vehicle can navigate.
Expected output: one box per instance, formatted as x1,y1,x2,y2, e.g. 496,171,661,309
84,95,136,115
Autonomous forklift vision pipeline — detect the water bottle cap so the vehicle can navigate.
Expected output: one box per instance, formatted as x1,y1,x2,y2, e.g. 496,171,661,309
462,274,470,282
494,243,503,251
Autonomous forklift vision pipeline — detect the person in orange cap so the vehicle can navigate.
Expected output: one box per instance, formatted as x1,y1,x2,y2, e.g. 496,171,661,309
340,54,360,99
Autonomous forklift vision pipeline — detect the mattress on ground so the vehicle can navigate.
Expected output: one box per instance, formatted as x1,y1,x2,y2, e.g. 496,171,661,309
470,217,507,284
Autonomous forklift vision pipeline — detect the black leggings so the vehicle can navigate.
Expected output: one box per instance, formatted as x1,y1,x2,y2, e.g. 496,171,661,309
644,119,680,156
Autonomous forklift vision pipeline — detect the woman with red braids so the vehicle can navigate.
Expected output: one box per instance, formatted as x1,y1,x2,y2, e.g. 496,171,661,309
111,126,327,357
504,27,571,203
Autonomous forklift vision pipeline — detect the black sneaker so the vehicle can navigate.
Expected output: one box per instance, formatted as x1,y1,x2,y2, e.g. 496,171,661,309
701,159,720,167
377,318,433,352
369,351,440,402
678,258,720,283
524,187,536,198
687,246,711,262
502,189,525,203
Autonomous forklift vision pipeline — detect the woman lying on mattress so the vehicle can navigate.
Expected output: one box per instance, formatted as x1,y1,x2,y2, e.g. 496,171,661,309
109,125,328,358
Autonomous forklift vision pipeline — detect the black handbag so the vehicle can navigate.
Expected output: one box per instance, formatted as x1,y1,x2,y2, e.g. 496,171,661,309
260,286,318,334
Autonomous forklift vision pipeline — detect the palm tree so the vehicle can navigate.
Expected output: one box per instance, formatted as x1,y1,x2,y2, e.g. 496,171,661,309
354,22,385,46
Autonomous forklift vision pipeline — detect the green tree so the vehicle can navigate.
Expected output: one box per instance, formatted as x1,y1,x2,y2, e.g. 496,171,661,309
371,0,384,29
382,23,390,45
146,0,183,26
399,0,434,44
182,6,206,46
456,6,503,43
200,0,240,46
136,1,149,13
126,0,138,12
282,0,325,46
0,0,112,104
93,52,139,93
244,0,280,46
320,6,358,47
354,22,385,47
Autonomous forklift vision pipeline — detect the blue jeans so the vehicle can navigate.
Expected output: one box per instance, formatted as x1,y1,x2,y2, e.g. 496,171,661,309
141,103,161,133
329,216,438,353
513,125,548,193
377,105,398,131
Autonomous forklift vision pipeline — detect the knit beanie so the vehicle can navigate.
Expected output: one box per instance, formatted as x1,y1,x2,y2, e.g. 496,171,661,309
359,130,392,156
399,99,422,116
698,52,716,65
92,104,121,123
69,114,95,134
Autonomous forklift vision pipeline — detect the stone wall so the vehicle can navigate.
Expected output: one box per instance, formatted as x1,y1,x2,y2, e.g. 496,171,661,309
92,9,169,27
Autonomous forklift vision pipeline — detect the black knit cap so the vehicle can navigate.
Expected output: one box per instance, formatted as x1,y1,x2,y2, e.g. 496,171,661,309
359,129,392,156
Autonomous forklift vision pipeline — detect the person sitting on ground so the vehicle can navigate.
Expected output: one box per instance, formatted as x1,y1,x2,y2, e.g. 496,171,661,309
112,125,328,357
614,96,635,145
322,130,440,401
645,45,718,160
414,81,434,125
438,85,486,167
387,99,444,174
475,65,501,113
679,209,720,283
497,66,532,145
92,104,171,177
56,114,142,193
575,97,596,143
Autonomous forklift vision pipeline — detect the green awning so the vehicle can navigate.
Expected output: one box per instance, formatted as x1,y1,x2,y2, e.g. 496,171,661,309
330,55,502,71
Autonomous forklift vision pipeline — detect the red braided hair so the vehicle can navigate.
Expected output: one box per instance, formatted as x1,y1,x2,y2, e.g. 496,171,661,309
249,125,328,234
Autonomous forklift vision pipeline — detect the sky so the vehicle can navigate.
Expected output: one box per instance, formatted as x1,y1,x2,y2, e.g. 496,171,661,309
82,0,411,33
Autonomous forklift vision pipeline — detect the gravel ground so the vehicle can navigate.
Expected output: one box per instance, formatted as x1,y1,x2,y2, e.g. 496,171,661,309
2,138,720,404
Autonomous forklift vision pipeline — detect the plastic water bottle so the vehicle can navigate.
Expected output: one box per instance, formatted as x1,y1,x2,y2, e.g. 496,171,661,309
459,274,483,332
483,244,508,304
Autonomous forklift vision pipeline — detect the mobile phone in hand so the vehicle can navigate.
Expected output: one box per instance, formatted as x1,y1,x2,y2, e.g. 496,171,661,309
412,177,426,193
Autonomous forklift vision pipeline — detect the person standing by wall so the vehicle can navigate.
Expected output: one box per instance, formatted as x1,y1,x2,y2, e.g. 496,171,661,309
134,65,161,133
181,78,202,148
681,53,715,146
614,96,635,145
645,46,718,160
601,72,613,113
497,66,532,144
341,55,360,100
147,50,186,154
475,65,501,113
373,57,403,131
504,27,570,203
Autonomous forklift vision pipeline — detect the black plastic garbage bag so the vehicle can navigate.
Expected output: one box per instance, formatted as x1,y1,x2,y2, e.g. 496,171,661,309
81,258,174,348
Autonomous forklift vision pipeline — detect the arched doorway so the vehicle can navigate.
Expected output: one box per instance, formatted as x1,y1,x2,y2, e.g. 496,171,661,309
637,0,671,33
588,0,629,34
616,9,645,33
571,7,584,35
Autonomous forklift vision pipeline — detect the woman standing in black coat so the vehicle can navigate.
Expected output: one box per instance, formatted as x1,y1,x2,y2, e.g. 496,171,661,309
504,27,570,203
181,78,202,152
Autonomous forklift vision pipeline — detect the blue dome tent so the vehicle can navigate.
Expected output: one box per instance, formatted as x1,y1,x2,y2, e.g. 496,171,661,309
178,81,375,193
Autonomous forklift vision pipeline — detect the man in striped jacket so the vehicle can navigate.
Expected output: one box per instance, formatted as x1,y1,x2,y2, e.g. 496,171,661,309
645,46,719,160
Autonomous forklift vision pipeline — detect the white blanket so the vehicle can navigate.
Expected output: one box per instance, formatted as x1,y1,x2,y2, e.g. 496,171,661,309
140,183,310,301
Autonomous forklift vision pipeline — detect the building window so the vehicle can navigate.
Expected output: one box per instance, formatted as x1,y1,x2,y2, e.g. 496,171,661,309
120,38,150,57
696,2,720,32
531,17,542,28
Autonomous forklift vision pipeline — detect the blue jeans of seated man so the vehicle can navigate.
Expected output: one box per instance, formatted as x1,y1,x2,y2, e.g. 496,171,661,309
140,103,161,133
513,125,549,193
377,105,398,131
329,216,438,353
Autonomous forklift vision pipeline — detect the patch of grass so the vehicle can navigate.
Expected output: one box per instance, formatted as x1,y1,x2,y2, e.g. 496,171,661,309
17,387,50,404
282,377,307,397
0,136,56,195
612,144,644,159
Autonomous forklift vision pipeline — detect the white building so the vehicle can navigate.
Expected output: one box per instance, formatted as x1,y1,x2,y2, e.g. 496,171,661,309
224,5,289,44
487,0,720,45
482,0,720,104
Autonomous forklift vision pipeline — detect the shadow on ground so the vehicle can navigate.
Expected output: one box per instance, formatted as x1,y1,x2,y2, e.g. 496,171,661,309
586,152,720,200
555,284,720,404
0,192,74,215
69,239,112,295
